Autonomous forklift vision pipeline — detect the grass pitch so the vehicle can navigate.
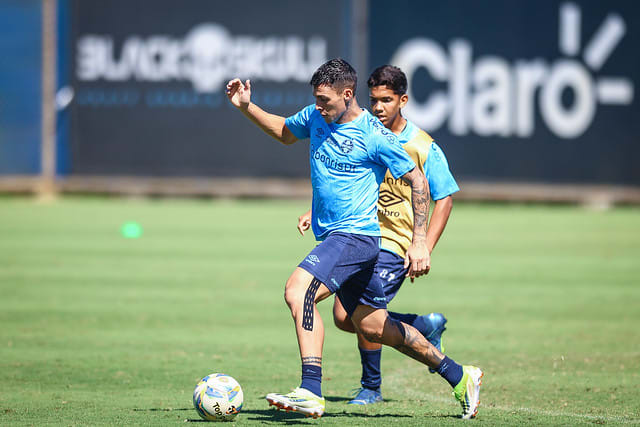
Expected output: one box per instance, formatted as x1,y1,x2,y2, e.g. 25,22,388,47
1,197,639,425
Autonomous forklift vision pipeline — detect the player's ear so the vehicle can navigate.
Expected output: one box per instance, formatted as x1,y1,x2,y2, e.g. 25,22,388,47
399,93,408,109
342,87,354,101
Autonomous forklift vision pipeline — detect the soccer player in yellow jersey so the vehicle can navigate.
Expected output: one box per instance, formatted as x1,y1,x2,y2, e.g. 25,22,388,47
297,65,482,416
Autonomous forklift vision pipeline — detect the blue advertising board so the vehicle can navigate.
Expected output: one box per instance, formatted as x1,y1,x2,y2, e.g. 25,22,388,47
369,0,639,185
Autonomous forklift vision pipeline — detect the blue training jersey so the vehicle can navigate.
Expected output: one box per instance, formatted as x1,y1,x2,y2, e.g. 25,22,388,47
285,105,416,241
398,120,459,201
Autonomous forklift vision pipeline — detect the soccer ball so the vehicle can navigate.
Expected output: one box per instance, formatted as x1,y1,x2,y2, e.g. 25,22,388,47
192,373,244,421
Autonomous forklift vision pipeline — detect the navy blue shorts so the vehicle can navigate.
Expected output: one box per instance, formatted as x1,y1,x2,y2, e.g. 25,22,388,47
371,249,409,303
298,232,382,316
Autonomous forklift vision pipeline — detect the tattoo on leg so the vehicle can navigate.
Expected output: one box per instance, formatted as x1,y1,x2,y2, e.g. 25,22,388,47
389,318,439,368
301,356,322,365
302,278,321,331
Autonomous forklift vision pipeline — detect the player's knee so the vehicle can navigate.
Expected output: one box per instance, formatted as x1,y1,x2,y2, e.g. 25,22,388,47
284,278,305,310
284,288,303,311
361,329,384,343
356,322,384,343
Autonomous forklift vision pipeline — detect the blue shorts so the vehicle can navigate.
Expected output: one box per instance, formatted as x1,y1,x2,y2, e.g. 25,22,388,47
298,232,382,316
372,249,409,303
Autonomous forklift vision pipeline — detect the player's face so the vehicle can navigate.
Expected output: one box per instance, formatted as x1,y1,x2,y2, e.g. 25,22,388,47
313,84,351,123
369,85,408,128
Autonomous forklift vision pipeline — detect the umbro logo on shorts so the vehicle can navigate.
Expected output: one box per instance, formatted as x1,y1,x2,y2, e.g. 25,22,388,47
305,255,320,266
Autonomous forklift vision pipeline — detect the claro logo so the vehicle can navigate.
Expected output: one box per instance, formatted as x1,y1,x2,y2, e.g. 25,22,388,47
391,3,634,139
76,23,327,93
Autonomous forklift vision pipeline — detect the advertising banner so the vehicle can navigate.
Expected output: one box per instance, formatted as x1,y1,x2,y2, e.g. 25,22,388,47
69,0,350,177
369,0,639,185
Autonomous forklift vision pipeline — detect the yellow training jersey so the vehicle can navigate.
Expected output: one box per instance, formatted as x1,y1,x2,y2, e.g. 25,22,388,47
378,121,433,259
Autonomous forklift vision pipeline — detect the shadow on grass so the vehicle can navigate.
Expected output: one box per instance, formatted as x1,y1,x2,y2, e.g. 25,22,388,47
423,414,462,420
324,395,349,402
238,409,413,424
324,395,397,403
135,406,431,424
181,409,416,423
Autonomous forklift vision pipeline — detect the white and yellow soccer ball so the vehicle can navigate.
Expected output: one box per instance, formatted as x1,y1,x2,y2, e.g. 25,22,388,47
192,373,244,421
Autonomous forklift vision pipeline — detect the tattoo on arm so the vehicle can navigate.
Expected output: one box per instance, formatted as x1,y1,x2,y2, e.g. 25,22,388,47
403,169,430,239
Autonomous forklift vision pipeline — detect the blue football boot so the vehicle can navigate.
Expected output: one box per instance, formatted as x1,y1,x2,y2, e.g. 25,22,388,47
348,387,383,405
414,312,447,373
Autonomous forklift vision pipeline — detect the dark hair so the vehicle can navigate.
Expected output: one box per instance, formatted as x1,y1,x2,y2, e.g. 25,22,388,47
367,65,407,95
310,58,357,91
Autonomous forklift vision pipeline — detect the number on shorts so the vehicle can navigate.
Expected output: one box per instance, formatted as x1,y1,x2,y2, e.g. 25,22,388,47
379,270,395,283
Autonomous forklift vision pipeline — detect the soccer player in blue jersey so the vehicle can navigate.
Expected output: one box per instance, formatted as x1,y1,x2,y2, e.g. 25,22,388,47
296,65,479,411
226,59,481,420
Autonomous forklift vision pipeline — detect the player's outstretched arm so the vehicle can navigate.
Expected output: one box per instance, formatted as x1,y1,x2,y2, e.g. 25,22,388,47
401,167,431,280
226,78,297,145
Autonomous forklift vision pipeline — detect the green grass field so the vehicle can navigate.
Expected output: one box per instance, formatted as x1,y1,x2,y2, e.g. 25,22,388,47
1,197,639,425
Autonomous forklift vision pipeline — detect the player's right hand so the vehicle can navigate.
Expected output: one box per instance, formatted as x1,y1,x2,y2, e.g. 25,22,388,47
404,240,431,282
297,209,312,236
226,78,251,110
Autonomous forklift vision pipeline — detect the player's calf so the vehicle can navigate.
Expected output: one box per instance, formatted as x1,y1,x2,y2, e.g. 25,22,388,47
386,319,445,369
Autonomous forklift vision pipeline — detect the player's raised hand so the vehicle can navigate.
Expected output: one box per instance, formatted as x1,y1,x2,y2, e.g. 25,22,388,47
404,240,431,282
297,209,312,236
226,78,251,110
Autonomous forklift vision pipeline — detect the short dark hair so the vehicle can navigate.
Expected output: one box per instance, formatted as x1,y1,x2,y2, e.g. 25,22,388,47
367,65,407,95
310,58,357,91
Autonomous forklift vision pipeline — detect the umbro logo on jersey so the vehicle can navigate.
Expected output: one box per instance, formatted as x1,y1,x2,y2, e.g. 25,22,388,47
378,190,403,208
315,127,325,138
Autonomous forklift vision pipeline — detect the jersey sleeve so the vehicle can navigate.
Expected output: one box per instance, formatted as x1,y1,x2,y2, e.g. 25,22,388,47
284,104,315,140
370,131,416,179
424,142,460,200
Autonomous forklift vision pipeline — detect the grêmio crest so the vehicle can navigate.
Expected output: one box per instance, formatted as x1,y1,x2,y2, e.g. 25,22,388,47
339,139,354,154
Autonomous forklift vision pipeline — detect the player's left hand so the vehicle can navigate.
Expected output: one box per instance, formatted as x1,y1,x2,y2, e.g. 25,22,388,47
404,240,431,282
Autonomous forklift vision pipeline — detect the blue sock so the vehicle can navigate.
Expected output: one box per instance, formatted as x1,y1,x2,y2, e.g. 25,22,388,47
388,311,426,335
359,348,382,391
436,356,464,388
300,364,322,397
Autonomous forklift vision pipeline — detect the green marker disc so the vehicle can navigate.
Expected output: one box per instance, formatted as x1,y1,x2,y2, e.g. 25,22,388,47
121,222,143,239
